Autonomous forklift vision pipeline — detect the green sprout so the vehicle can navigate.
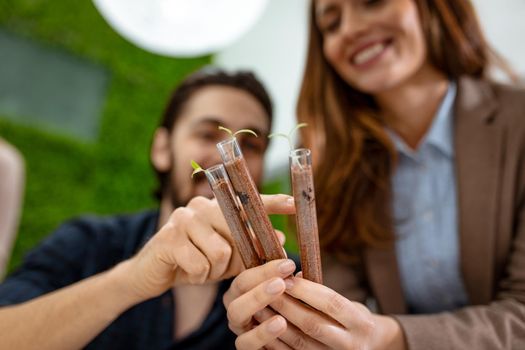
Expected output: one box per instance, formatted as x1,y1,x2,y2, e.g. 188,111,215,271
268,123,308,149
191,160,205,178
218,126,258,138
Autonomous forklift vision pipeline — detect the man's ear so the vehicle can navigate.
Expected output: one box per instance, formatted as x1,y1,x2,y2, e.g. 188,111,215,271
151,127,172,172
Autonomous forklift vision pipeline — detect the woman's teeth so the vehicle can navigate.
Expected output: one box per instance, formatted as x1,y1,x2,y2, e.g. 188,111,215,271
353,42,387,65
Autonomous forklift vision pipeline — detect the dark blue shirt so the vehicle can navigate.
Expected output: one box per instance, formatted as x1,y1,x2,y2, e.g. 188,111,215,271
0,210,236,350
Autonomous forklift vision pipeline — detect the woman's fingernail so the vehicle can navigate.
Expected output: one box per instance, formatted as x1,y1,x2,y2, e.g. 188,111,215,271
267,316,286,334
266,278,285,294
287,197,295,206
253,310,263,320
278,260,296,274
284,278,294,290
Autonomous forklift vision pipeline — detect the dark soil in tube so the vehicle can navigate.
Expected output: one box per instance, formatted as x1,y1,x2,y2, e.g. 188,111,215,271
211,178,262,268
291,163,323,284
225,157,286,261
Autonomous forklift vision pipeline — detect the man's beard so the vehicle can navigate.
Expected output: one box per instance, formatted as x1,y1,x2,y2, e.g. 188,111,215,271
166,170,209,209
168,184,186,209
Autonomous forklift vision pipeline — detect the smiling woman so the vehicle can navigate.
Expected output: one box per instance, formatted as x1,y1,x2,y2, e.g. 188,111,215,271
316,0,428,93
224,0,525,349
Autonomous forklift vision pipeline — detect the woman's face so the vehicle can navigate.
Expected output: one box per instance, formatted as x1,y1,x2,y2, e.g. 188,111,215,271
316,0,428,94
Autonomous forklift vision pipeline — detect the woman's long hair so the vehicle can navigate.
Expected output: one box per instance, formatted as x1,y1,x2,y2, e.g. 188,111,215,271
297,0,508,262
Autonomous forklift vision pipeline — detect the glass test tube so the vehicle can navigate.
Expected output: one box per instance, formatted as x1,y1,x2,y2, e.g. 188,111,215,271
205,164,262,269
217,138,286,261
290,148,323,284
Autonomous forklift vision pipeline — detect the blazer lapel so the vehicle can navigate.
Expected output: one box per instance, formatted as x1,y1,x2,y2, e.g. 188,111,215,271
364,245,407,314
454,77,502,305
365,77,502,313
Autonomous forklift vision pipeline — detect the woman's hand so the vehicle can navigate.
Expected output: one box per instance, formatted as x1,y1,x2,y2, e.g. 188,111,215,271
272,276,405,350
224,260,406,350
224,259,328,349
121,194,295,302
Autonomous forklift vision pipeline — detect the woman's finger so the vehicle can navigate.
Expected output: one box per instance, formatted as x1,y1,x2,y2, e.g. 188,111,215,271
270,294,351,349
234,315,287,350
227,278,286,331
264,339,293,350
286,277,369,329
223,259,296,306
254,307,330,350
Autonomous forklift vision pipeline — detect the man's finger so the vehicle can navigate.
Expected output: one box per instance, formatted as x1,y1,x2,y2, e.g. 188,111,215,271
275,230,286,246
261,194,295,215
187,219,233,280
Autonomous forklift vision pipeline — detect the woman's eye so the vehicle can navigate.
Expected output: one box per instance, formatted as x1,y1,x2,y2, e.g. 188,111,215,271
319,16,341,33
322,18,340,33
362,0,384,7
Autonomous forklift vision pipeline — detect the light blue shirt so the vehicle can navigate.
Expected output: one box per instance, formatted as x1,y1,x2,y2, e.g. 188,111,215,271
389,82,469,314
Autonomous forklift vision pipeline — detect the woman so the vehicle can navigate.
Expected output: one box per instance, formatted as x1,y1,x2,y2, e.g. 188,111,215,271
223,0,525,349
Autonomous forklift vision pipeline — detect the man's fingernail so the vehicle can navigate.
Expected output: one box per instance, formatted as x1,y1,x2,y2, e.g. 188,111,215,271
266,278,285,294
284,278,294,290
278,260,296,274
287,197,295,206
267,316,286,334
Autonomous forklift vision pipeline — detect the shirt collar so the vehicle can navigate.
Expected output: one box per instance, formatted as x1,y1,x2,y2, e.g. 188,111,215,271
388,82,456,159
425,81,456,158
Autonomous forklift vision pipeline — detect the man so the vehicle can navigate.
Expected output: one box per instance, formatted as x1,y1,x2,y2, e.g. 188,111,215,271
0,69,295,349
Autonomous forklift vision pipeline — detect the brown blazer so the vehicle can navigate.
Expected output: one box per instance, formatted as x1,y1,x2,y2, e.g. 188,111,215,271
323,76,525,349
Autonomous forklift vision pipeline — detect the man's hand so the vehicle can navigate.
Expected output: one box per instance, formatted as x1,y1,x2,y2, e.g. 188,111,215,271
120,194,295,301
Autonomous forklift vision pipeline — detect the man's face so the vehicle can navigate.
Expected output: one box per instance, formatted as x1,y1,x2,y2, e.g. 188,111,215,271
151,85,270,208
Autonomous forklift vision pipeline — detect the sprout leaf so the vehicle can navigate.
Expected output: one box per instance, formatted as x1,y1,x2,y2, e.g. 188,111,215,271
191,160,204,178
219,125,258,139
268,123,308,150
218,126,233,137
234,129,258,137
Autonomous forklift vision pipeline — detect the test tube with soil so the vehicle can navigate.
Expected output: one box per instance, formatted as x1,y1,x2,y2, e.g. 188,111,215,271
290,148,322,284
204,164,263,269
217,137,286,261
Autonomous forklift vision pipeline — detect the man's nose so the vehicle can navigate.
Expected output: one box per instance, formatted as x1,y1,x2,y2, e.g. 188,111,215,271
200,146,223,169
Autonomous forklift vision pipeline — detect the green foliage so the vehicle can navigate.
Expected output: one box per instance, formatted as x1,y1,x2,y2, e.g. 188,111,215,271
0,1,211,271
262,174,298,253
0,1,298,274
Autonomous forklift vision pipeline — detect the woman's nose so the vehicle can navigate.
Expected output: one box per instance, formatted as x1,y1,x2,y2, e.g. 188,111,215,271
339,6,370,42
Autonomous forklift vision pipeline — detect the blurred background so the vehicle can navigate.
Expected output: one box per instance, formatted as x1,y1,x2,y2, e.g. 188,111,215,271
0,0,523,273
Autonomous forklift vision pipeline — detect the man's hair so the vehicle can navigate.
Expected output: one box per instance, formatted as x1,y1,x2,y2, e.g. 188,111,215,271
153,68,273,199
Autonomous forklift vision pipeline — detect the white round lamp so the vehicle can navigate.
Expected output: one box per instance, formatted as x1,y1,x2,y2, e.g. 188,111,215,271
92,0,269,57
